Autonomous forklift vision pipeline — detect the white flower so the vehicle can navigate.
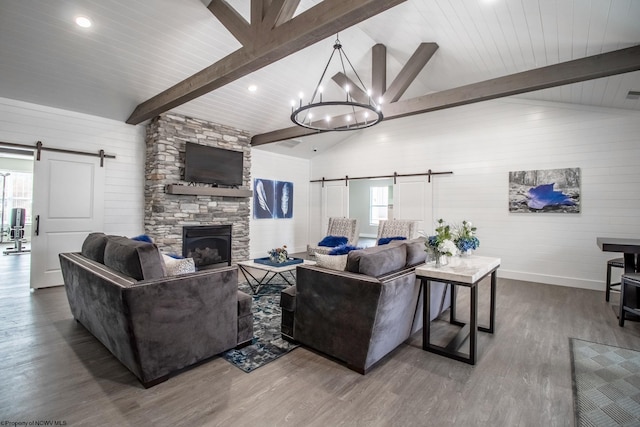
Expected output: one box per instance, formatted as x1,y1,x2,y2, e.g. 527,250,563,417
440,239,458,256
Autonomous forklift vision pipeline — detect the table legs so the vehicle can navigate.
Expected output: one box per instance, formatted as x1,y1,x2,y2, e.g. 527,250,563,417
238,264,295,295
422,271,497,365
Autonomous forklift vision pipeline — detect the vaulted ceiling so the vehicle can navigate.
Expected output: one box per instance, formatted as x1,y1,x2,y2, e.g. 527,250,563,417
1,0,639,158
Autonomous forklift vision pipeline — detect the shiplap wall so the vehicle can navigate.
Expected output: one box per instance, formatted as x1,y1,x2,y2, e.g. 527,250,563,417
250,149,310,258
309,98,640,290
0,97,146,238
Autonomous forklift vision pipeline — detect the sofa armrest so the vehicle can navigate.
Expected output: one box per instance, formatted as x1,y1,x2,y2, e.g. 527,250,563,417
123,265,239,383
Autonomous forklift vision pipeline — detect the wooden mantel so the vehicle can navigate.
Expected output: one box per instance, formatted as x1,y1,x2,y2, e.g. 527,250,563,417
165,184,253,198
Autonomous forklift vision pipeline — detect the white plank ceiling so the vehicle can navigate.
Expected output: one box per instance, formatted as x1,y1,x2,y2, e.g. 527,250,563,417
0,0,639,157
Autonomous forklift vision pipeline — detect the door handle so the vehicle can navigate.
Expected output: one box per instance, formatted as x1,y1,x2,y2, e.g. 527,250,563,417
35,215,40,236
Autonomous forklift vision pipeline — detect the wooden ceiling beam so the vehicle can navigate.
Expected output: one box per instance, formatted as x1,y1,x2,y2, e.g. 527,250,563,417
126,0,406,125
383,44,640,119
383,42,438,103
372,43,387,99
251,44,640,146
207,1,252,47
262,0,301,31
331,73,369,104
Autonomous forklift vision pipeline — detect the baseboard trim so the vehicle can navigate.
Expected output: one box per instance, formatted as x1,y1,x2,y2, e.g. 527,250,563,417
498,269,602,291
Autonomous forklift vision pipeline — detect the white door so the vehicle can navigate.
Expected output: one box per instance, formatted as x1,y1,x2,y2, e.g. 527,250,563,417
321,180,349,232
394,177,433,235
30,151,104,289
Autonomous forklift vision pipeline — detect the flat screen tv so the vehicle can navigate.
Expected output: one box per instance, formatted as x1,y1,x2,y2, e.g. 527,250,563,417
184,143,244,187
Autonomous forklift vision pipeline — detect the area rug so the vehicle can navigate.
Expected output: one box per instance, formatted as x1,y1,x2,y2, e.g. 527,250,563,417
221,279,299,372
570,338,640,426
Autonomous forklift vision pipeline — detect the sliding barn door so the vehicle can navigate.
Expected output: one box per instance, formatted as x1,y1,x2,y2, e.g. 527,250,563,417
393,177,433,235
321,181,349,233
30,151,104,289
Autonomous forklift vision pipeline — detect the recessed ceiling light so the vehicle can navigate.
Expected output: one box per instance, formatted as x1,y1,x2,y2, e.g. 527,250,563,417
248,85,257,92
75,16,92,28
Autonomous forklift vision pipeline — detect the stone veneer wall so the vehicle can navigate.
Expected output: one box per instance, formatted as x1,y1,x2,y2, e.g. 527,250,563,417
144,112,251,261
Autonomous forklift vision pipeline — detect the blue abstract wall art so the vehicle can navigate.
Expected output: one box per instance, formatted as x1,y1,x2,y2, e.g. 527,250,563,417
509,168,580,213
253,178,294,219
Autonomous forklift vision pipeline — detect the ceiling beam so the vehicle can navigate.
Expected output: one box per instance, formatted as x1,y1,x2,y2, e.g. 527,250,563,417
126,0,406,125
383,44,640,119
261,0,300,31
331,72,369,104
251,44,640,146
383,42,438,103
372,43,387,99
207,1,252,47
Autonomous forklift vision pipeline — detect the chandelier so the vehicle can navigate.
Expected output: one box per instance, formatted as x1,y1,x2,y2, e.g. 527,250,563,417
290,36,383,132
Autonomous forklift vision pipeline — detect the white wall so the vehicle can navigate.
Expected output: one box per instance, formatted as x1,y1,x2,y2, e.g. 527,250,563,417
0,97,146,238
250,149,310,258
309,98,640,290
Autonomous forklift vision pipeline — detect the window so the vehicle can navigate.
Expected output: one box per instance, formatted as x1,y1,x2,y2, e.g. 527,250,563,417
370,186,389,226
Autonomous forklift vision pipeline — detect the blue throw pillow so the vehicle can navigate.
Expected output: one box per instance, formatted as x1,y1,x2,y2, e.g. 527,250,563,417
131,234,153,243
377,236,407,245
318,235,348,247
328,244,362,255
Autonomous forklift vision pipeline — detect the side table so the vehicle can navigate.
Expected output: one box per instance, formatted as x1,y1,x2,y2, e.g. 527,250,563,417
416,255,500,365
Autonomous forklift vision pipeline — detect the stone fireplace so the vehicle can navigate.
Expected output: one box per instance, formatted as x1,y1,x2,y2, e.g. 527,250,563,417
144,112,251,262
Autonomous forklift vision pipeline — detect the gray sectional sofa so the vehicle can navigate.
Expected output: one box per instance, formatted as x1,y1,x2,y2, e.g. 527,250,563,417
59,233,253,387
281,238,451,374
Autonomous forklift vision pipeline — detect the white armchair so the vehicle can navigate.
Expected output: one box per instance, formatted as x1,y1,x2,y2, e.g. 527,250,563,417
307,217,359,256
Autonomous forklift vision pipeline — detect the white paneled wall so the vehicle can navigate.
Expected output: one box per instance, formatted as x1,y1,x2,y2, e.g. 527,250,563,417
250,149,310,258
310,98,640,290
0,97,146,238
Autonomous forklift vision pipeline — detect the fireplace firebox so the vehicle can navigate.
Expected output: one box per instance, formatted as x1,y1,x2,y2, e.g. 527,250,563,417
182,225,232,268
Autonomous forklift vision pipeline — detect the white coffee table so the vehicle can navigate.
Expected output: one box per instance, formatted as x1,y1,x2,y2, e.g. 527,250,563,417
237,258,316,295
416,255,500,365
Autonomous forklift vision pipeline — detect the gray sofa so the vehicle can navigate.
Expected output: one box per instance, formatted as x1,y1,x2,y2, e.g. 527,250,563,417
281,238,450,374
59,233,253,387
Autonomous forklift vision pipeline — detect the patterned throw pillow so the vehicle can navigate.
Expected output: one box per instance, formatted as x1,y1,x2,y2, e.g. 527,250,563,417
315,253,348,271
162,254,196,276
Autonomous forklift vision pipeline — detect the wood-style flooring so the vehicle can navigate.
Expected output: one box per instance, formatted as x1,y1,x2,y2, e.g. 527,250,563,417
1,250,639,426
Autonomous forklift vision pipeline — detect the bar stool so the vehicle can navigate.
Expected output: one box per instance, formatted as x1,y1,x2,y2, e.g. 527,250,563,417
619,273,640,326
606,257,625,302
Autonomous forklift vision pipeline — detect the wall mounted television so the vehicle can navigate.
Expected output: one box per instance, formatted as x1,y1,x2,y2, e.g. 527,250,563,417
184,142,244,187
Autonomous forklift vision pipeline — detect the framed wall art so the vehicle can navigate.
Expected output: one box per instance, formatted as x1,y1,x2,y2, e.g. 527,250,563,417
508,167,580,213
253,178,293,219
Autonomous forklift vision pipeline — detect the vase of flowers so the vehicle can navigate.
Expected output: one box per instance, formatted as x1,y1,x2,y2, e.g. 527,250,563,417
454,220,480,257
424,219,458,267
268,245,288,263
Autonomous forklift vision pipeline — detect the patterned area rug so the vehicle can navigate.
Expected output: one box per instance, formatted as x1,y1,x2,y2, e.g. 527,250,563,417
221,279,299,372
570,338,640,426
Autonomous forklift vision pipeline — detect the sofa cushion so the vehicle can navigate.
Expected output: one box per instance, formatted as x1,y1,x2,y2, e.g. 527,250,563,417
81,232,109,263
405,237,428,266
315,253,348,271
103,236,165,280
346,244,407,277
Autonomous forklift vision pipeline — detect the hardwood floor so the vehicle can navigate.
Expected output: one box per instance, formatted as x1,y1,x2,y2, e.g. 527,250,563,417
1,254,639,426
